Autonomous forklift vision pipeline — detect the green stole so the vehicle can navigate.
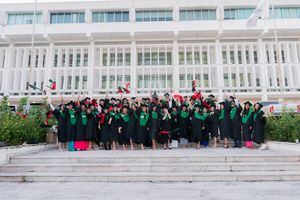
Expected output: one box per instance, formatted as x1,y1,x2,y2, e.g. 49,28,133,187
69,110,76,125
81,111,87,126
139,111,149,127
253,109,262,121
121,114,129,122
151,111,158,119
242,109,253,124
180,111,189,119
59,110,65,118
218,109,225,120
230,107,237,120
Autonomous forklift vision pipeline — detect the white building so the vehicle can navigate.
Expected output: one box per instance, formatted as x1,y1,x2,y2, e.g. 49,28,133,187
0,0,300,103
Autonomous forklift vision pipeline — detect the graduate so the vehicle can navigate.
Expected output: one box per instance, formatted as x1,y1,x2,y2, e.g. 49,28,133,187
74,101,88,151
110,105,120,150
101,107,113,150
149,104,159,150
127,102,138,150
48,99,67,151
136,104,150,150
218,100,231,148
118,105,130,150
241,101,254,148
200,107,210,148
253,102,267,150
192,104,203,149
208,106,219,148
230,100,243,148
170,104,180,147
160,106,172,150
85,104,97,150
64,101,77,151
178,104,190,148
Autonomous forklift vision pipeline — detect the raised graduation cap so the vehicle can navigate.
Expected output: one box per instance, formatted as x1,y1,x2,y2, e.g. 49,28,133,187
219,101,225,105
28,84,46,94
208,94,215,98
66,101,75,107
243,101,253,106
254,102,263,108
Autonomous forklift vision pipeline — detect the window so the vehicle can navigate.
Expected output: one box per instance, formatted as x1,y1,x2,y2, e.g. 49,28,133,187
7,13,42,25
136,10,173,22
224,8,254,20
69,54,73,67
253,51,258,63
222,51,227,64
125,53,131,66
117,53,123,66
101,76,107,89
179,9,216,21
102,53,107,66
270,7,300,19
202,51,208,64
224,73,229,87
110,53,115,66
54,54,58,67
179,52,185,65
82,76,88,89
50,12,85,24
179,74,186,88
83,53,88,66
238,51,242,64
75,76,80,89
67,76,72,89
137,51,171,66
76,53,81,67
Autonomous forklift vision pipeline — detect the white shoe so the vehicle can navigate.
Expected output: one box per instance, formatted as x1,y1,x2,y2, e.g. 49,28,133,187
258,144,268,150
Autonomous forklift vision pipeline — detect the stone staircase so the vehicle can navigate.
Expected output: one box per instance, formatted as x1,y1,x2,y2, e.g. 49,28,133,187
0,149,300,182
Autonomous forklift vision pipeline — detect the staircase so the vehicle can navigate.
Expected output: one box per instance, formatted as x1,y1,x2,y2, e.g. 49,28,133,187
0,148,300,182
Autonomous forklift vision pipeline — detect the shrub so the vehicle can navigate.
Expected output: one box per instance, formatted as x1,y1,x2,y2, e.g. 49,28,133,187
265,112,300,143
0,96,50,146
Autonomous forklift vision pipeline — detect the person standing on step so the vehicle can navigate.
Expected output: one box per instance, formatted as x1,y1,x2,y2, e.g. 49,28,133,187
179,103,190,148
127,99,138,150
208,105,219,148
218,100,231,148
230,99,243,148
253,102,268,150
85,104,97,150
192,104,203,149
65,101,77,151
160,106,172,150
136,104,150,150
101,107,113,150
149,104,160,150
242,101,254,148
117,105,130,150
110,105,120,150
200,107,210,148
48,97,67,151
170,104,180,148
74,101,89,151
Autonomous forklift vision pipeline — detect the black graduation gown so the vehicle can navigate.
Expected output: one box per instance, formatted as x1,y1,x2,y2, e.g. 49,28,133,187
52,108,67,143
101,114,112,143
136,111,150,144
192,112,204,142
252,110,266,144
75,110,87,141
126,110,137,141
149,111,159,140
170,111,180,140
65,108,76,142
85,113,96,141
242,109,254,141
230,105,242,140
208,110,219,138
179,110,190,140
117,115,129,145
219,101,232,140
159,116,172,143
110,112,119,142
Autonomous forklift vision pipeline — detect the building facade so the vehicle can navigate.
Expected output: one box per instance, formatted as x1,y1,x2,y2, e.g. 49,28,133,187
0,0,300,103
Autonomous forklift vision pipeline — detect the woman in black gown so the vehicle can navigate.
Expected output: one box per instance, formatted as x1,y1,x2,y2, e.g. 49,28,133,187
136,104,150,150
179,104,190,148
218,101,231,148
160,106,172,150
149,104,159,150
127,104,138,150
242,101,254,148
253,102,267,150
100,107,113,150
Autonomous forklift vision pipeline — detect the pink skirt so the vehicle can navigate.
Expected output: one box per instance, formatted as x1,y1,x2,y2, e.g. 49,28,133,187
74,141,89,151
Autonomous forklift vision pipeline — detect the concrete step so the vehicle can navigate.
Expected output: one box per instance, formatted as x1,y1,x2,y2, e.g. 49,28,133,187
9,156,300,164
1,171,300,182
1,162,300,173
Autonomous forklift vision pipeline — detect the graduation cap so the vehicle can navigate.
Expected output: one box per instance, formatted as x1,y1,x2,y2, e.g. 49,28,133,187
229,96,235,100
110,97,116,101
141,103,149,108
164,93,170,97
131,97,136,100
208,94,215,98
194,104,201,108
122,105,129,110
254,102,263,108
100,99,105,102
244,101,253,106
219,101,225,106
66,101,75,107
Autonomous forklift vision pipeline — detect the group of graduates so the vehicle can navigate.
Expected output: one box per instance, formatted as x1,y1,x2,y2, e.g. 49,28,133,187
48,92,267,151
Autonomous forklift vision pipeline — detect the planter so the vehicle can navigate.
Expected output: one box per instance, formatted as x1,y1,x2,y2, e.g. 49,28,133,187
0,141,7,147
46,131,57,144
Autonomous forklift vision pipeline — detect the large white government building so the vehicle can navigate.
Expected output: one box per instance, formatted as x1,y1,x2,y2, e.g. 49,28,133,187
0,0,300,103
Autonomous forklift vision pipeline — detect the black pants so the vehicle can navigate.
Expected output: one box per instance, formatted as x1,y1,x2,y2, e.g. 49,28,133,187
234,139,242,147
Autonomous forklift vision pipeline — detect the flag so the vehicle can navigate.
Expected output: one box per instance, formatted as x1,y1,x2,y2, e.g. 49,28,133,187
47,79,56,90
173,92,184,103
117,82,130,94
246,0,270,28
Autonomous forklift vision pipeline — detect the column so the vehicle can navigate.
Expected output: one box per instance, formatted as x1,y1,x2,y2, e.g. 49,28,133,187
173,39,179,92
258,39,268,101
215,39,224,101
130,38,137,95
88,42,95,96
